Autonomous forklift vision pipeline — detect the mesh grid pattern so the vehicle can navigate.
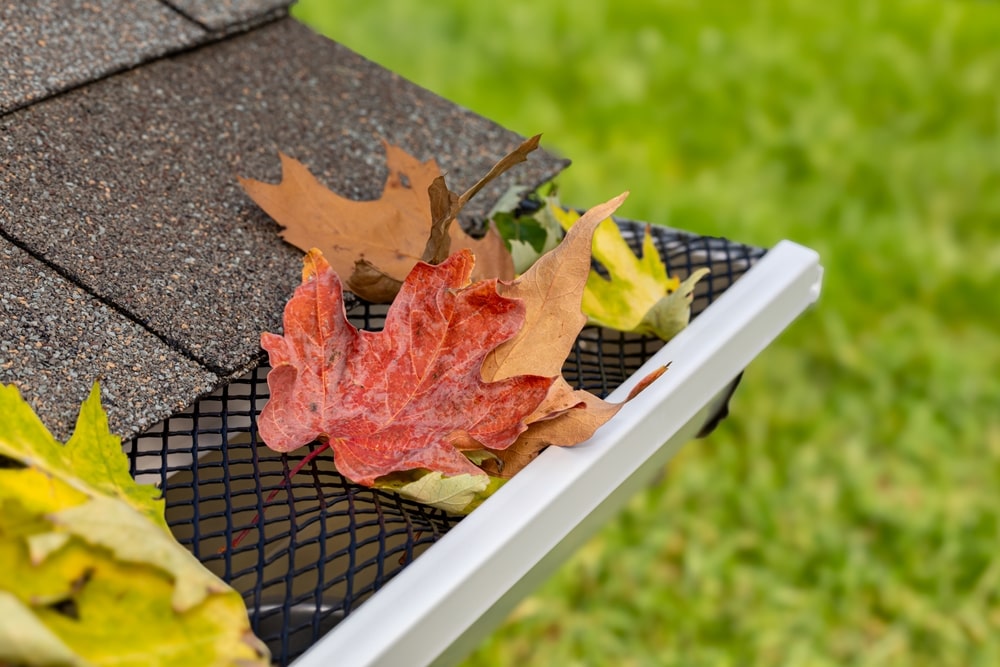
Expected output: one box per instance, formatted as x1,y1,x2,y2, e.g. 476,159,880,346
126,222,764,664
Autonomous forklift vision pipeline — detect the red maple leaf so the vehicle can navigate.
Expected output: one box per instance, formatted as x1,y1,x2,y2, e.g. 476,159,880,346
258,248,554,486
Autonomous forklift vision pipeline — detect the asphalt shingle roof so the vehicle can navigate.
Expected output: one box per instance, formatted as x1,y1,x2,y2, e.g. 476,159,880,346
0,0,295,116
1,11,569,439
162,0,290,32
1,237,218,439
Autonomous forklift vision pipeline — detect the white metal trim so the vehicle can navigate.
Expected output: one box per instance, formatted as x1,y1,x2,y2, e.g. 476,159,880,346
293,240,823,667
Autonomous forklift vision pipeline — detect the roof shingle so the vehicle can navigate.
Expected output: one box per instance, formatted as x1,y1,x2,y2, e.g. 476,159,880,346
0,0,206,115
0,237,218,440
0,17,569,437
0,1,302,116
161,0,292,32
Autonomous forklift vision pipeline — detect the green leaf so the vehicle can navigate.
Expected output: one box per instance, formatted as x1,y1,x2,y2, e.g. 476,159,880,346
552,203,710,340
491,192,564,273
494,211,549,254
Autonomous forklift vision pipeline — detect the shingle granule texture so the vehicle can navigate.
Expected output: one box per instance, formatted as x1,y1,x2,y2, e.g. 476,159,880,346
0,0,206,115
161,0,292,32
0,238,218,441
0,18,569,379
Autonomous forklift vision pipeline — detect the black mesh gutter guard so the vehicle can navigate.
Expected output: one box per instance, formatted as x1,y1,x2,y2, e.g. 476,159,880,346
126,221,821,666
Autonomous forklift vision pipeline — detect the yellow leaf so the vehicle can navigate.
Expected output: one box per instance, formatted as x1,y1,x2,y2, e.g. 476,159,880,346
0,383,270,666
65,383,167,529
0,494,92,606
552,204,710,340
0,383,166,530
0,467,89,515
37,547,267,667
0,591,83,667
480,193,667,478
50,496,232,612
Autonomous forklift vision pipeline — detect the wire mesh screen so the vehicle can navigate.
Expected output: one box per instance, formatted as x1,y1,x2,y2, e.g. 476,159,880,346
125,221,764,665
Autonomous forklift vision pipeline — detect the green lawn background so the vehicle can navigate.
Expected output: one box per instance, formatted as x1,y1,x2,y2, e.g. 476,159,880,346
293,2,1000,665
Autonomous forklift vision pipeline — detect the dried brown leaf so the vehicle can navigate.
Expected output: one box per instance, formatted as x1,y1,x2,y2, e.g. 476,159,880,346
239,138,540,302
482,365,667,477
477,192,670,477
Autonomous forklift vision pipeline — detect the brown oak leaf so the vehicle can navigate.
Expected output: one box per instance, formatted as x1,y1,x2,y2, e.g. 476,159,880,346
257,248,554,486
480,192,667,477
239,137,540,302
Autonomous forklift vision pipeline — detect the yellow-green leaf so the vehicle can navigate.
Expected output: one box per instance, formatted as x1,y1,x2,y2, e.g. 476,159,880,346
552,204,710,340
27,531,72,565
0,591,84,667
36,546,268,667
0,383,166,530
462,475,507,513
0,493,91,606
376,470,503,515
50,496,232,612
65,383,167,529
0,383,270,666
635,267,712,341
0,466,89,516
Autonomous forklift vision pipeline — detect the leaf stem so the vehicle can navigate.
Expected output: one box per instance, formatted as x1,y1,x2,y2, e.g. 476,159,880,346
228,441,332,550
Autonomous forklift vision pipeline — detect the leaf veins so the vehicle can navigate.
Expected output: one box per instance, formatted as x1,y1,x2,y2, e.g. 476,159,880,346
257,248,554,486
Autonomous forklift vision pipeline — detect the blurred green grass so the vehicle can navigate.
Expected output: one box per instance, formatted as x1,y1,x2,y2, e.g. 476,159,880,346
293,1,1000,665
